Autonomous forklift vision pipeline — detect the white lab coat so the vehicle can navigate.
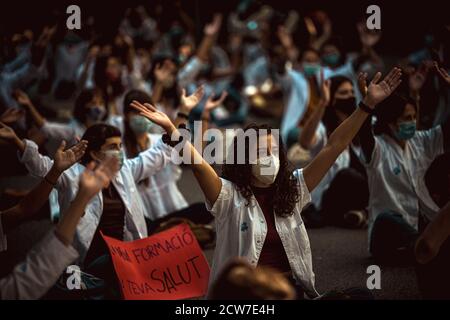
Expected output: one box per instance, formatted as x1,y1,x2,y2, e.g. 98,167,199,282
205,169,319,298
18,138,173,263
0,222,78,300
126,134,188,220
362,126,444,232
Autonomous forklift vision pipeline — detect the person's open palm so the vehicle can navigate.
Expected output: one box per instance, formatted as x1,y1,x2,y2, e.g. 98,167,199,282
0,122,18,141
357,72,368,97
181,86,205,111
79,158,118,198
0,108,24,124
53,140,88,173
205,91,228,112
365,67,402,107
14,90,32,107
130,101,175,132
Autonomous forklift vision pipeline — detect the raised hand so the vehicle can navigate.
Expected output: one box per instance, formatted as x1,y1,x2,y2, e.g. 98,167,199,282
357,22,381,48
53,140,88,173
318,70,331,107
357,72,368,97
204,14,223,36
0,121,19,141
130,101,176,133
277,26,294,49
0,108,24,124
434,62,450,85
78,158,118,199
409,65,428,93
181,86,205,112
204,91,228,112
14,90,33,107
363,67,402,108
154,62,175,87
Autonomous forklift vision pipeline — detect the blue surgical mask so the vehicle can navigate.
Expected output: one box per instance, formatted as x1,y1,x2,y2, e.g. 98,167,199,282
129,115,152,135
322,53,340,67
103,149,125,169
303,63,321,77
394,121,416,140
88,105,106,122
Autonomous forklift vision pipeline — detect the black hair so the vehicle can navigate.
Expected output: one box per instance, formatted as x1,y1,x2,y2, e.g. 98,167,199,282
373,93,417,135
73,88,107,124
80,124,122,164
323,76,354,134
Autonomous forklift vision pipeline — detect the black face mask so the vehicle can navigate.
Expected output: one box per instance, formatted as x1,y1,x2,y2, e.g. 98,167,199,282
333,97,356,115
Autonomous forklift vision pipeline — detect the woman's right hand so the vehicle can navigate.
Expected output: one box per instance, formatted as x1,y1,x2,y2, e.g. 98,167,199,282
130,101,177,134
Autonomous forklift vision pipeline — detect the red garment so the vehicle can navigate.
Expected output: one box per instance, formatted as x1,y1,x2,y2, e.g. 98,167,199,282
252,186,291,273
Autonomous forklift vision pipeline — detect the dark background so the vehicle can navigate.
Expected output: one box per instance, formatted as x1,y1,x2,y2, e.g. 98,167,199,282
0,0,448,57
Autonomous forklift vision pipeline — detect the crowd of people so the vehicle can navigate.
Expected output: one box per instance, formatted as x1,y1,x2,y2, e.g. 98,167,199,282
0,1,449,300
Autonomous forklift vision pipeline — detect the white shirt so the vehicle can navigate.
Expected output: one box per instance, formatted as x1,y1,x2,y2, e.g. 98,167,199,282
128,134,188,220
19,138,173,263
362,126,444,230
205,169,319,298
0,224,78,300
307,123,352,209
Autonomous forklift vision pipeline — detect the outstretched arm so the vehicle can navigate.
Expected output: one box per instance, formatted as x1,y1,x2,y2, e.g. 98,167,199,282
0,139,87,233
304,68,402,192
130,101,222,205
0,158,116,300
299,72,330,149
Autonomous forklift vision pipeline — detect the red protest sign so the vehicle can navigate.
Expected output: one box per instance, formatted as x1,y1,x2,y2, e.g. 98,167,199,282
101,223,210,300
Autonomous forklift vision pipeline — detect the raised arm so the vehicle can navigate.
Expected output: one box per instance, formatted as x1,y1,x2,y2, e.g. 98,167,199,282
304,68,402,192
0,137,87,233
0,158,116,300
130,101,222,204
356,72,376,162
201,91,228,153
299,73,330,149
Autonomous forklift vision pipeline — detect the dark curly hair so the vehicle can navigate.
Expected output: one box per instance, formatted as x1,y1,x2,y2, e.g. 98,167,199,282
221,124,299,217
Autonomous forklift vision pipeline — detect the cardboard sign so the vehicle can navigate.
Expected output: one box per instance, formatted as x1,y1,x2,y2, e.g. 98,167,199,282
101,223,210,300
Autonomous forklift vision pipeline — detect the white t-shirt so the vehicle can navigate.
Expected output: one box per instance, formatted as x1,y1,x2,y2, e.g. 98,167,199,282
362,126,444,230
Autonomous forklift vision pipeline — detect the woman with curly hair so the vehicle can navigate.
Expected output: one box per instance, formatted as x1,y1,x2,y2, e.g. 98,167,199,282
131,68,402,298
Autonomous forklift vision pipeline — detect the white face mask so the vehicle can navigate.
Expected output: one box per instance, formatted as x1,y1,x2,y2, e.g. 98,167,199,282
251,154,280,185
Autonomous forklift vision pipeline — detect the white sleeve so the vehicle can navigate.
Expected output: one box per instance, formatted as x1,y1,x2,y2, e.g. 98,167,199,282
18,139,54,178
0,216,7,252
0,231,78,300
416,126,444,160
205,178,235,222
126,138,173,183
293,169,312,210
40,121,77,145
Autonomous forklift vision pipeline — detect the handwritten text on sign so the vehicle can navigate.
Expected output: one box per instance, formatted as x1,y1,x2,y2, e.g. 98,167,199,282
102,223,210,300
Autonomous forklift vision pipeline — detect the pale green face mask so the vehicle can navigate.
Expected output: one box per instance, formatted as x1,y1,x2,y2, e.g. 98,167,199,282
103,149,125,169
129,115,153,135
302,63,321,77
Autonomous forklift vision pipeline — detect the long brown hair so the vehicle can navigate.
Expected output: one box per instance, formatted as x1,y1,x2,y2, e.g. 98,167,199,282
221,124,300,217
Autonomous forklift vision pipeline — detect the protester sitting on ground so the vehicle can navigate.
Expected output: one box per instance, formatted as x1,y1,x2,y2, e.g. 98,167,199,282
298,74,369,228
357,67,450,265
131,67,402,298
0,157,117,299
